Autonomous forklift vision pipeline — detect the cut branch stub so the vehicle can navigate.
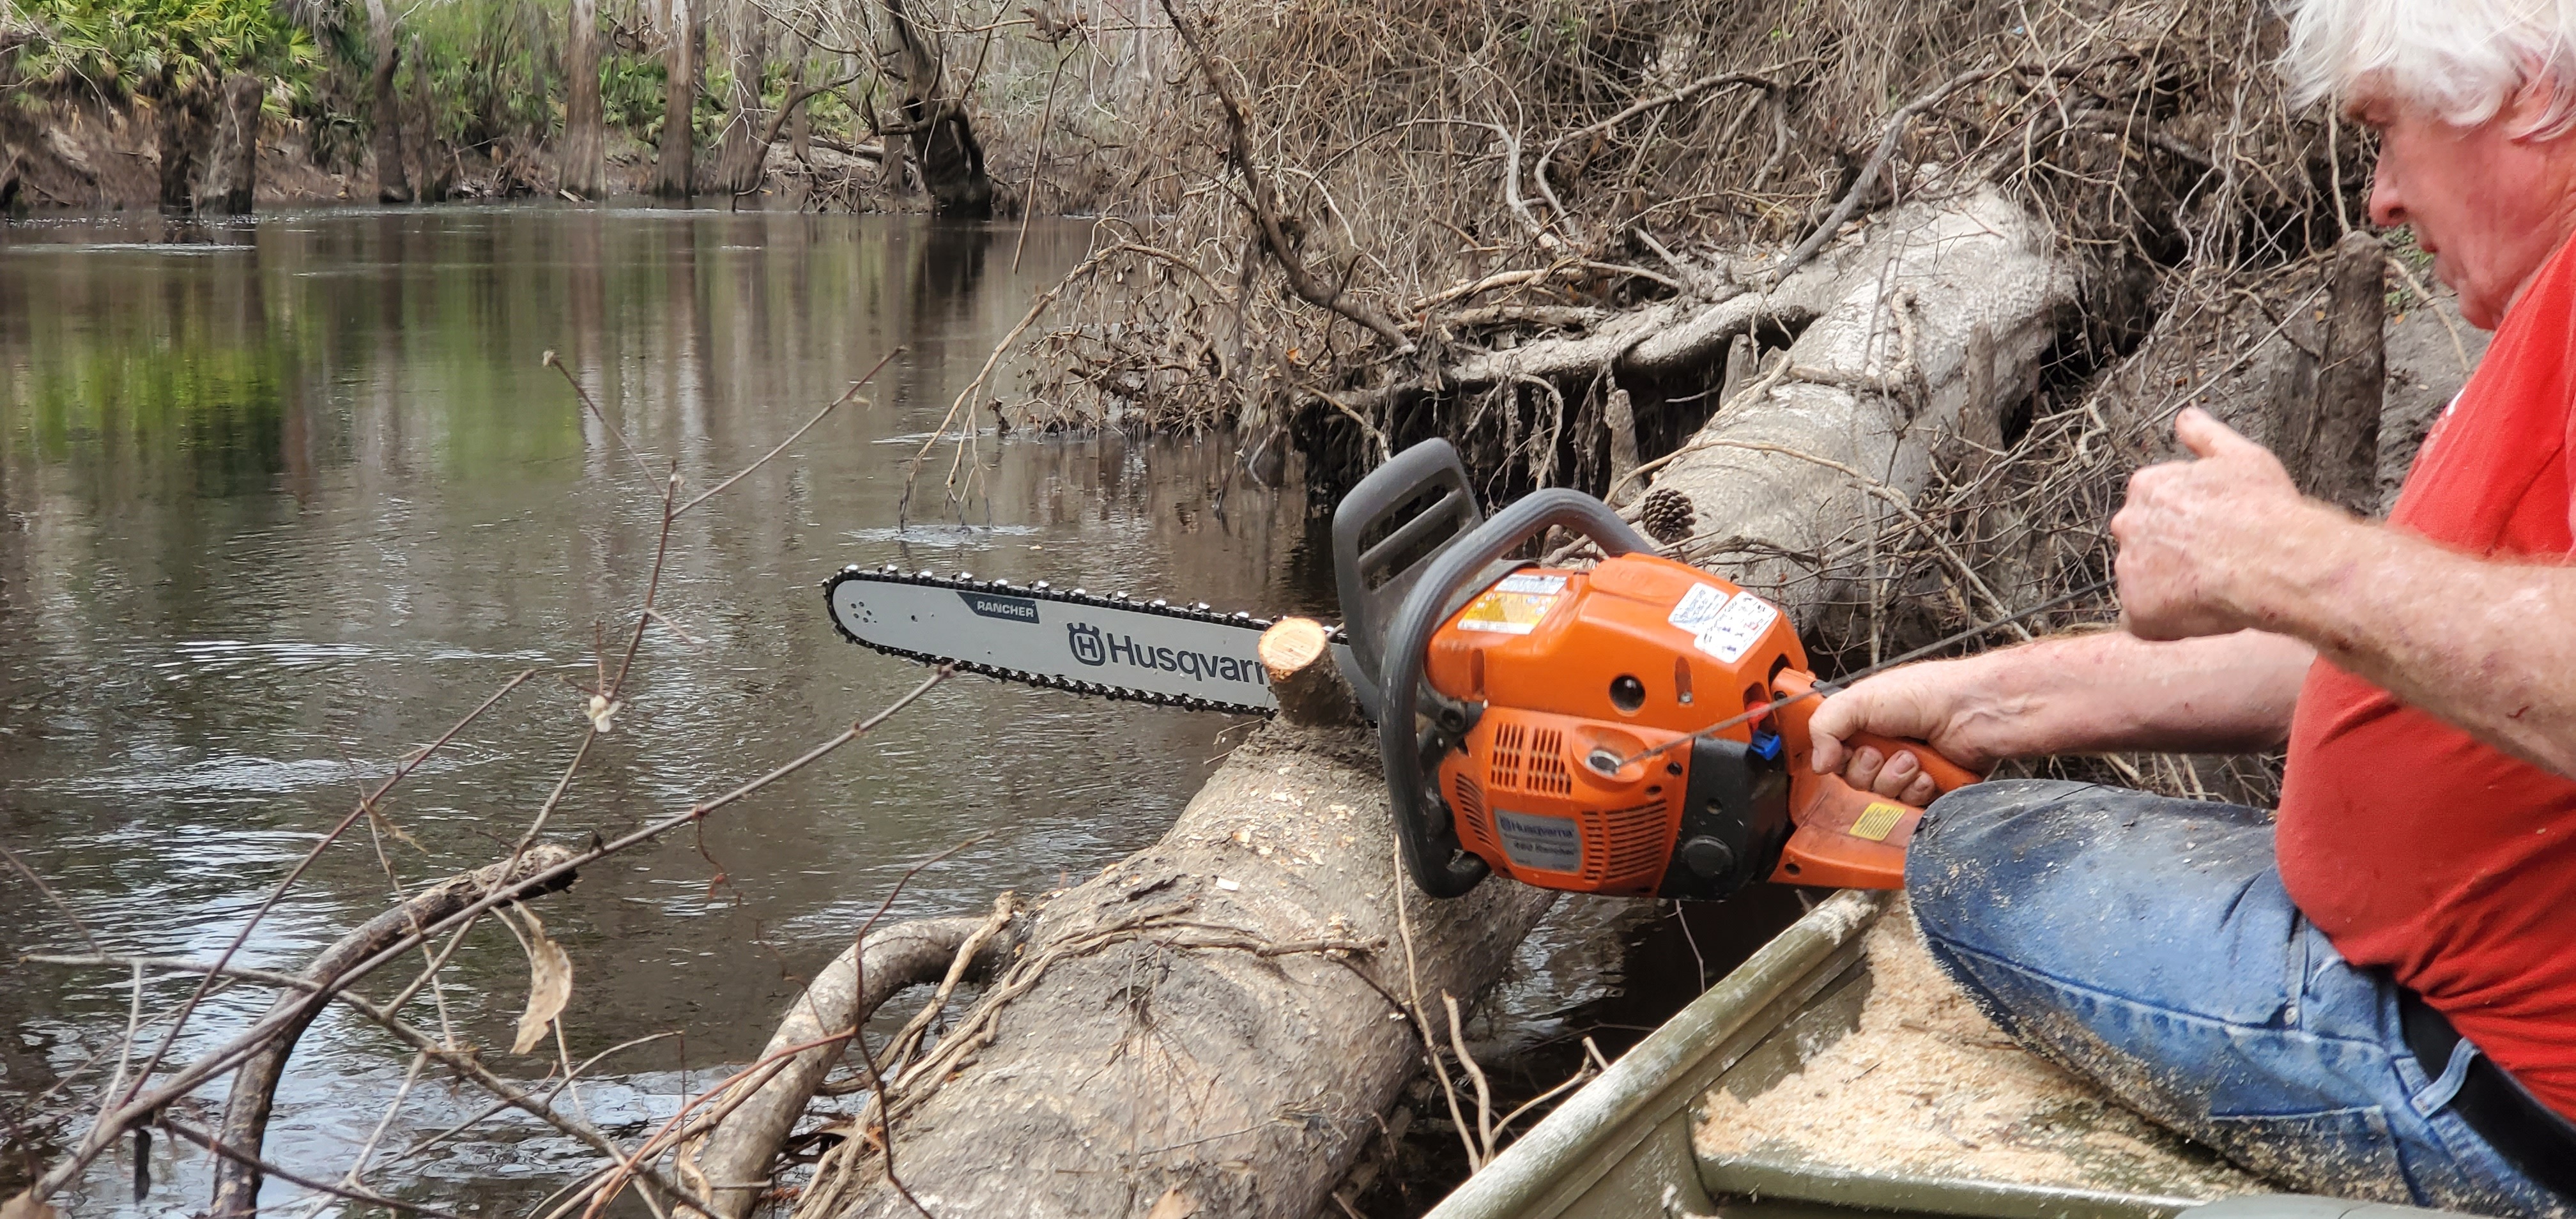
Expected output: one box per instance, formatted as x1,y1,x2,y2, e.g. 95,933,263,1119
1259,617,1363,728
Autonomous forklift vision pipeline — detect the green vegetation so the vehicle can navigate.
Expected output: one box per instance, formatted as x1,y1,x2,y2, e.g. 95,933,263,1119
10,0,314,99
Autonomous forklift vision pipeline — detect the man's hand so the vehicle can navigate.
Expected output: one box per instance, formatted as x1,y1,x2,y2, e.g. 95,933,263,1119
1807,659,1997,804
2112,408,2327,640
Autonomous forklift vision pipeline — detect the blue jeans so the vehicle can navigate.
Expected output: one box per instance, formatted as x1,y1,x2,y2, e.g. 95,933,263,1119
1907,779,2572,1218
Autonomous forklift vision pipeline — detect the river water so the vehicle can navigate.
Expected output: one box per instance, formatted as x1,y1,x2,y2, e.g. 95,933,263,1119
0,205,1360,1213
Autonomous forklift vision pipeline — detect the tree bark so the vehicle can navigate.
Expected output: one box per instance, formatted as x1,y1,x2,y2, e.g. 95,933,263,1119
799,726,1554,1219
215,72,259,215
406,40,450,202
153,77,205,213
788,61,812,165
654,0,700,197
2299,231,2386,514
883,0,992,215
1646,188,2073,645
562,0,604,198
712,3,770,195
364,0,411,203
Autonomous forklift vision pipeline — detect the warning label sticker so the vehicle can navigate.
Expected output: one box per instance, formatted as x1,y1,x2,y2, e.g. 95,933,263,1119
1667,582,1731,635
1494,809,1584,873
1457,576,1566,635
1850,802,1906,843
1694,592,1779,663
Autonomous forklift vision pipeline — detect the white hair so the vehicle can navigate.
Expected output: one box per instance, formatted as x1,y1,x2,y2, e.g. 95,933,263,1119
2283,0,2576,136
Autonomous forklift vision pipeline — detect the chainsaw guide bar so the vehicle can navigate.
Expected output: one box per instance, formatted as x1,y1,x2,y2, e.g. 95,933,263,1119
823,565,1353,717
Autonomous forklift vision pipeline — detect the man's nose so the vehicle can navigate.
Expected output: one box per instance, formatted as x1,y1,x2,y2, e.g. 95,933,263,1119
2366,167,2406,230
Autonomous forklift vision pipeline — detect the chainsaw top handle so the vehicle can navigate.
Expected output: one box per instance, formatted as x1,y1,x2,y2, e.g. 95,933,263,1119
1377,489,1659,898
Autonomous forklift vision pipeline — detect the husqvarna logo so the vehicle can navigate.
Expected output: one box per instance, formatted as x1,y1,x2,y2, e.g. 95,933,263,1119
1062,619,1264,686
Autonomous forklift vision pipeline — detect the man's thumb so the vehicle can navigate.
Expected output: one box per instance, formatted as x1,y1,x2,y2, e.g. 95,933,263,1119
2174,406,2258,461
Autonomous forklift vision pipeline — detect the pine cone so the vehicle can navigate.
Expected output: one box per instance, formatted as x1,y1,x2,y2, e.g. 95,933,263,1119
1638,487,1697,545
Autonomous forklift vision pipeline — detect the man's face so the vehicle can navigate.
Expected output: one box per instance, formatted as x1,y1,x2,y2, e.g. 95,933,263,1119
2356,80,2576,329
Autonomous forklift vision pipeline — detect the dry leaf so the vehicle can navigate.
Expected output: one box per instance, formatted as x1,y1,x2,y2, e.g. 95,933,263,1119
510,908,574,1054
1,1192,61,1219
1143,1189,1199,1219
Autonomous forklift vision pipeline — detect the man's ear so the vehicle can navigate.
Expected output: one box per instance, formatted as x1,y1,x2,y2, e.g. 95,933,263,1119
2506,68,2575,142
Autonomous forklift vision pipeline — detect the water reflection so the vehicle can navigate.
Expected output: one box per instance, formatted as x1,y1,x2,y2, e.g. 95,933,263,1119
0,205,1330,1213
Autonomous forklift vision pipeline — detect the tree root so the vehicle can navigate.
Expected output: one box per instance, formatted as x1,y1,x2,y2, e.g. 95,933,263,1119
210,845,582,1219
673,905,1020,1219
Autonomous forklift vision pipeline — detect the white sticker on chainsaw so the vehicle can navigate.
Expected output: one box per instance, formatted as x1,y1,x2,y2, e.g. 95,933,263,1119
1667,582,1731,635
1496,573,1568,595
1694,592,1780,663
1493,809,1584,875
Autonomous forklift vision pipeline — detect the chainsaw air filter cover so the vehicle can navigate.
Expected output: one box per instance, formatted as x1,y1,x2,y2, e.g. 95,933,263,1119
1422,552,1805,900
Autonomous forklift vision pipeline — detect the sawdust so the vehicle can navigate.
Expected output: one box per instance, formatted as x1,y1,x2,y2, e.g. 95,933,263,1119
1693,899,2271,1197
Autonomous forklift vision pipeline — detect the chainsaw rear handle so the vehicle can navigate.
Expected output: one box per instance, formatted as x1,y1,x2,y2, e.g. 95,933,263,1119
1379,489,1659,898
1767,670,1984,794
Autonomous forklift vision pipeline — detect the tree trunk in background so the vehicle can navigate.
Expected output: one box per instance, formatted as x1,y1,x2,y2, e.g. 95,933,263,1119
654,0,698,197
712,3,770,195
408,40,450,201
882,0,992,215
154,80,203,213
788,61,811,165
364,0,411,203
562,0,604,197
217,72,259,215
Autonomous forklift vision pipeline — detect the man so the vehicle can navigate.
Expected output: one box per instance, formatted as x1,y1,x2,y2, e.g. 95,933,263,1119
1805,2,2576,1212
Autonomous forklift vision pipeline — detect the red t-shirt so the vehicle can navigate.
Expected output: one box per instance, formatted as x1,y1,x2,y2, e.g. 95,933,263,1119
2277,234,2576,1119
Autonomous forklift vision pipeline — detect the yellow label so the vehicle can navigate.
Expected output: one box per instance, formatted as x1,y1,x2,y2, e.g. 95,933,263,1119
1455,587,1561,635
1850,802,1906,842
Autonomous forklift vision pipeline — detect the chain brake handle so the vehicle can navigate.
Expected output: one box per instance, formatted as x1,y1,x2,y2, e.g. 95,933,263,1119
1377,489,1658,898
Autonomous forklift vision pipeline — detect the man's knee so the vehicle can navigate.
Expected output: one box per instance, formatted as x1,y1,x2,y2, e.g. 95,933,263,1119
1904,778,2278,976
1905,779,2103,934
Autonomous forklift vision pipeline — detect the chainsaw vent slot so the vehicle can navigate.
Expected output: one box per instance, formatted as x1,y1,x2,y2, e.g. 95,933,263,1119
1591,801,1671,890
1450,774,1496,856
1489,723,1526,791
1489,724,1574,795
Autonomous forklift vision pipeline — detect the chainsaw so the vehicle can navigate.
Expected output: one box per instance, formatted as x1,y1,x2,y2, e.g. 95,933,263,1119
824,438,1975,903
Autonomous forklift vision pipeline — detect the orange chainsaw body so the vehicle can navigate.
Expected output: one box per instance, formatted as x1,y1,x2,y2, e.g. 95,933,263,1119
1419,551,1951,899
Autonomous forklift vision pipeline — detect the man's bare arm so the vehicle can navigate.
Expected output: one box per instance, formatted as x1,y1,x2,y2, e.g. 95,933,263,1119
1808,628,2313,802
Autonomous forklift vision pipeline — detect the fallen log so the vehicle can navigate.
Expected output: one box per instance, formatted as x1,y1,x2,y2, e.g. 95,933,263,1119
708,188,2078,1219
1640,187,2075,642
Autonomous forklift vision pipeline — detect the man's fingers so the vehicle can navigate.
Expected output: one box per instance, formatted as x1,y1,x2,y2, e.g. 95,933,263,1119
1899,770,1938,806
1844,746,1885,793
1873,748,1922,799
